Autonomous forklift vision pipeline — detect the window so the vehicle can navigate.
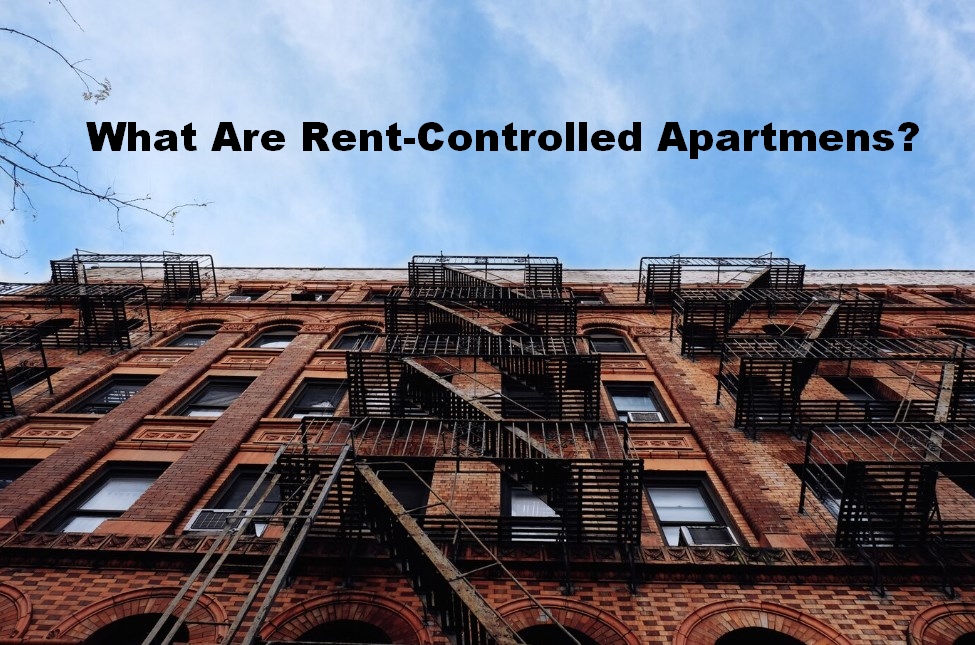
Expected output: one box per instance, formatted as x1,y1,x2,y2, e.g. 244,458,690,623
332,328,379,351
506,480,559,541
646,479,737,546
249,329,298,349
225,288,266,302
176,378,252,416
587,331,632,353
0,460,37,489
607,383,668,423
187,468,280,535
168,326,218,348
575,292,604,306
283,379,347,418
68,376,155,414
52,468,161,532
291,290,332,302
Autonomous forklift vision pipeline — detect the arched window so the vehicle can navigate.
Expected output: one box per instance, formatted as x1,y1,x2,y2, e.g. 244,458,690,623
168,324,220,348
586,330,632,353
519,625,600,645
297,620,392,643
249,326,300,349
715,627,804,645
332,326,380,351
85,613,188,645
956,634,975,645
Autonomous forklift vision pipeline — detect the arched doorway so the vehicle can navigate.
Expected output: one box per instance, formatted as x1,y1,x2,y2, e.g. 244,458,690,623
297,620,392,643
85,614,188,644
716,627,805,645
519,624,600,645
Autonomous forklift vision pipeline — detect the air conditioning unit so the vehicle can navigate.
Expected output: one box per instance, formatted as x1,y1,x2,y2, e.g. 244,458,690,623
186,508,250,532
627,411,665,423
679,525,737,546
224,295,252,302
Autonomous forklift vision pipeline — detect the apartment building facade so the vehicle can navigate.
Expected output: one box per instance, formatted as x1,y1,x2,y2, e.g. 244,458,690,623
0,252,973,644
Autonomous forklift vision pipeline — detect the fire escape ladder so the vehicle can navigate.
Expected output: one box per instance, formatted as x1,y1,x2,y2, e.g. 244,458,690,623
77,294,132,353
950,358,975,422
50,259,83,284
0,351,11,418
0,326,53,418
357,463,528,645
162,260,203,307
143,442,353,645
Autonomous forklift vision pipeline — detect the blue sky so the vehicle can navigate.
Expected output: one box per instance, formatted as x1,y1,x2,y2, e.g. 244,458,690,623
1,1,973,280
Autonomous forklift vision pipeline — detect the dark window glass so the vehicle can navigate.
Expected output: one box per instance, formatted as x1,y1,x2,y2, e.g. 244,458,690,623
587,332,631,353
7,366,59,396
332,329,378,351
249,330,297,349
197,468,280,535
168,327,217,348
283,380,347,418
646,479,736,546
177,379,252,417
69,376,155,414
0,460,37,489
54,469,162,533
607,383,667,423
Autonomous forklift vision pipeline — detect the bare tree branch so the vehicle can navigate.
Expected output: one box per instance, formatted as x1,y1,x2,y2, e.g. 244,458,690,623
0,23,208,259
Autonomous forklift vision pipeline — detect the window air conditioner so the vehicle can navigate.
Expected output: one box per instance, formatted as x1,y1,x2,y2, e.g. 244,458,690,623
679,525,737,546
224,295,252,302
627,411,665,423
186,508,250,532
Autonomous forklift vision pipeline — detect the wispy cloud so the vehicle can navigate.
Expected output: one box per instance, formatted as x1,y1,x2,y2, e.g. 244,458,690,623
1,0,973,277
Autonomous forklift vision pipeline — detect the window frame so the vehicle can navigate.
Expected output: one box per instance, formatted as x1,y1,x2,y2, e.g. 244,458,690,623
586,331,633,353
67,375,155,414
167,325,219,348
248,329,299,349
645,476,738,547
281,379,348,418
173,377,253,417
0,459,38,490
502,477,561,542
331,328,380,351
44,464,164,533
606,382,669,423
188,466,281,535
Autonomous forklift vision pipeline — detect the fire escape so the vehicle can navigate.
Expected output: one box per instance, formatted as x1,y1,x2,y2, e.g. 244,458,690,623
145,255,641,645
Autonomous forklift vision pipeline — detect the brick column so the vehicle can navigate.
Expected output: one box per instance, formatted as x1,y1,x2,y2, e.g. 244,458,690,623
0,330,245,531
105,331,328,535
635,335,793,538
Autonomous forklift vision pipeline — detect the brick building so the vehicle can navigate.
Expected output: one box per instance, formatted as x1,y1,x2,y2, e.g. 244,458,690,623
0,252,974,644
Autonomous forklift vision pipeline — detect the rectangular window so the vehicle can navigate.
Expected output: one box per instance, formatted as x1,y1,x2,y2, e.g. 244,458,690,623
188,468,280,535
249,330,297,349
607,383,668,423
176,378,252,417
168,329,216,348
283,379,347,418
52,468,162,532
68,376,155,414
587,333,631,353
0,460,37,490
646,479,737,546
332,330,378,351
505,480,560,542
